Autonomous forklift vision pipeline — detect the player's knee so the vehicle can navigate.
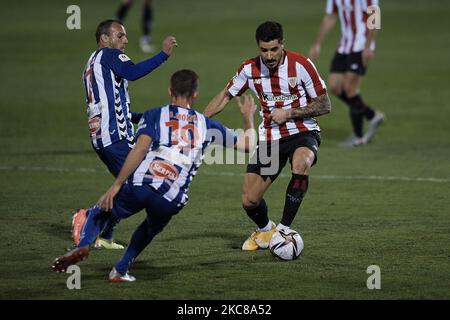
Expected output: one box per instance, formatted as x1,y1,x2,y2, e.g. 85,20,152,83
343,83,358,97
292,156,314,174
242,193,261,210
329,84,342,96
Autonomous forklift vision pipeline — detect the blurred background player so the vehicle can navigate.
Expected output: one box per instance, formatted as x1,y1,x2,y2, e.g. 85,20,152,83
78,19,177,249
204,21,331,251
308,0,384,147
53,69,257,282
116,0,155,53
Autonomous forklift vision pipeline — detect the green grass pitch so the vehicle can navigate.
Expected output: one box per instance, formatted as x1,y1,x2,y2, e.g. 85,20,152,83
0,0,449,299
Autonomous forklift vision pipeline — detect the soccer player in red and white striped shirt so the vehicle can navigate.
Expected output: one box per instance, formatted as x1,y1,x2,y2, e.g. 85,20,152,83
309,0,384,146
204,21,331,251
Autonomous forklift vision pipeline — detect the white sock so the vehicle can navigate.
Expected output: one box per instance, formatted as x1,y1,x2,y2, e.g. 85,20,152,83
259,220,274,232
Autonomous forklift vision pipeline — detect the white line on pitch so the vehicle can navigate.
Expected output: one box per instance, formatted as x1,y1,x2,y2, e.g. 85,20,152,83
0,165,448,183
201,171,450,183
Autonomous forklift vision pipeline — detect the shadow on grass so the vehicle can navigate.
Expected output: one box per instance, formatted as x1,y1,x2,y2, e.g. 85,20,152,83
40,220,71,242
320,127,352,143
159,230,244,250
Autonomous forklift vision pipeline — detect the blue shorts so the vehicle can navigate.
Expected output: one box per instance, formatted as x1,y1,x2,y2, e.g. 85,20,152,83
94,139,132,177
111,183,181,228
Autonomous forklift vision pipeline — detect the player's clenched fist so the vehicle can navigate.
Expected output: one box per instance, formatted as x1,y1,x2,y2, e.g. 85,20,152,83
162,36,178,56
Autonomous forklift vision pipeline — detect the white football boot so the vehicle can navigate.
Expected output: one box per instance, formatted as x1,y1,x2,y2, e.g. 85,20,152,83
364,111,385,143
109,267,136,282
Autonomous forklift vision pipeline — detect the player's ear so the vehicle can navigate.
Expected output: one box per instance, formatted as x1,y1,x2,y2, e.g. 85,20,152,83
168,87,172,97
192,91,199,99
280,39,285,49
101,33,109,44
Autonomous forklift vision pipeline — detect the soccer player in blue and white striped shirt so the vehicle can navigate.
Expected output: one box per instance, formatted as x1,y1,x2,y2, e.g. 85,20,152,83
75,20,177,248
53,69,257,282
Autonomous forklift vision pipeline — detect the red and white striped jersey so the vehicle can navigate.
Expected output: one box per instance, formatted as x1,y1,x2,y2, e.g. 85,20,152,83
326,0,378,54
227,50,327,141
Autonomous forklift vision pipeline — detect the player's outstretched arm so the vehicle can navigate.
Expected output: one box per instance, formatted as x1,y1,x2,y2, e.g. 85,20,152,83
204,87,232,118
270,93,331,125
234,95,256,153
308,14,337,61
97,135,152,211
114,36,177,81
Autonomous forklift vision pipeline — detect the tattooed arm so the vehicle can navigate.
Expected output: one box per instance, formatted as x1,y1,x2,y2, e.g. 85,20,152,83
270,93,331,125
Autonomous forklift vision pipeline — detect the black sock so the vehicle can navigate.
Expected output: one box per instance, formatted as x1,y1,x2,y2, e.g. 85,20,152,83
349,107,364,137
116,2,132,22
349,94,376,120
244,198,269,229
281,174,309,227
142,4,153,36
347,95,367,137
338,92,350,104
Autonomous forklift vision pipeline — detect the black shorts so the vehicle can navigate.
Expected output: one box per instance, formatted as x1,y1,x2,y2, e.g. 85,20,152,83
246,131,321,182
330,51,367,75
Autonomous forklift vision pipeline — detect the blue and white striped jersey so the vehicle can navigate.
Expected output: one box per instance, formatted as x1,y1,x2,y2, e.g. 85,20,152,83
83,48,169,150
133,105,237,207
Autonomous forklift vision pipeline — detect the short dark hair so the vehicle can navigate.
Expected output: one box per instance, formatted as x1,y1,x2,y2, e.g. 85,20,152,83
95,19,123,44
255,21,283,43
170,70,199,98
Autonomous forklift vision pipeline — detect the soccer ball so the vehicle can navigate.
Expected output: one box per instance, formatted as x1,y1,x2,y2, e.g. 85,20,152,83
269,229,304,261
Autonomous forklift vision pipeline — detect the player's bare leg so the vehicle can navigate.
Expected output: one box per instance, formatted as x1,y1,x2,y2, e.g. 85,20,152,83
242,173,273,209
343,71,361,97
328,72,345,97
278,147,315,232
241,173,276,250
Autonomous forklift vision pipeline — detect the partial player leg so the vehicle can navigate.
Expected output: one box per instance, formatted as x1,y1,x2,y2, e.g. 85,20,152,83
92,140,131,249
279,147,315,232
344,72,385,145
328,52,347,101
142,0,153,37
241,173,276,250
328,72,345,97
116,0,133,23
329,72,364,146
111,215,171,282
77,206,111,248
53,184,144,275
71,208,87,245
52,247,89,273
111,186,179,281
342,72,366,143
96,216,125,249
52,206,108,272
140,0,154,53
